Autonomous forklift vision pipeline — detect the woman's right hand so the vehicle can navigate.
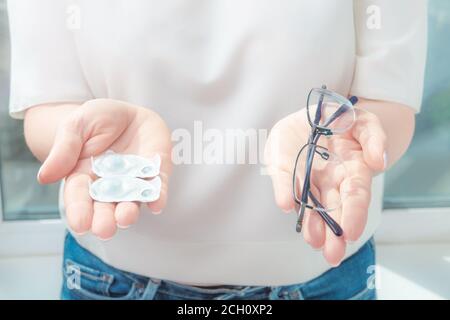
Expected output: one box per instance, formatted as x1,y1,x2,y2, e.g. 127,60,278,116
27,99,172,240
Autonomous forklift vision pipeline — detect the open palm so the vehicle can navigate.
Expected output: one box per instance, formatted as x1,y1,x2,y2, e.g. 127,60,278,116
265,107,386,265
37,99,172,240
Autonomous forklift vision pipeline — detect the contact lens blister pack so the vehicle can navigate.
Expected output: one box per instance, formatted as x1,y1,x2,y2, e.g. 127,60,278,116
89,176,161,203
92,150,160,178
89,150,161,203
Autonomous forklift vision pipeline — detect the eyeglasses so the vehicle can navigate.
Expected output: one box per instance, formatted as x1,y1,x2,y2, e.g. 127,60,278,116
292,85,358,236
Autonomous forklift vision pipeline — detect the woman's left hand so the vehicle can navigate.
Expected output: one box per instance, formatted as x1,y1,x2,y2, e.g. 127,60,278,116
264,106,387,266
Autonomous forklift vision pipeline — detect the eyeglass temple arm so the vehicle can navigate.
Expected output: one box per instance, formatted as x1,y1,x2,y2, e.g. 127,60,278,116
296,134,320,233
300,87,327,205
308,191,343,237
294,149,312,233
300,134,320,204
322,96,358,128
313,85,327,125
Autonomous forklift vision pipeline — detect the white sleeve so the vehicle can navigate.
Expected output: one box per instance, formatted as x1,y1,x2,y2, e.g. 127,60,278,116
7,0,93,119
350,0,428,112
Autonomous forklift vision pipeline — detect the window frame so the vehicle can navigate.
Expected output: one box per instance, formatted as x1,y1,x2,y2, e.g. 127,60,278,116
0,185,65,257
376,207,450,244
1,188,450,257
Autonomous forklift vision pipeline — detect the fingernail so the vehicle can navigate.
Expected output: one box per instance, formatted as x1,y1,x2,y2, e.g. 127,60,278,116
37,166,43,182
152,210,162,215
383,151,388,170
98,236,113,241
313,246,323,252
330,261,341,268
72,230,88,236
117,224,130,230
282,208,291,214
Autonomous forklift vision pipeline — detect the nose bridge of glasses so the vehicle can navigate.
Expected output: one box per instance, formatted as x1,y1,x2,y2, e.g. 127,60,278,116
314,126,333,136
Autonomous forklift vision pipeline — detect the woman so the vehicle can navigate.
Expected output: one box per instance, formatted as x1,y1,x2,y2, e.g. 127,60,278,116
8,0,426,300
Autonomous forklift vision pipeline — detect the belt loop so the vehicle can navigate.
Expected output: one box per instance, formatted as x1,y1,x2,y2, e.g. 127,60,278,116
141,278,162,300
268,286,282,300
289,286,305,300
269,284,306,300
216,286,262,300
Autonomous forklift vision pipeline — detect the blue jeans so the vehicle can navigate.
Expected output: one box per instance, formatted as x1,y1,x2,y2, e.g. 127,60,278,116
61,232,377,300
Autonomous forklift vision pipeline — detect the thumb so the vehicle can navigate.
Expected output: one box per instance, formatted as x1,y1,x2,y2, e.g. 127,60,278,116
38,115,84,184
264,124,298,214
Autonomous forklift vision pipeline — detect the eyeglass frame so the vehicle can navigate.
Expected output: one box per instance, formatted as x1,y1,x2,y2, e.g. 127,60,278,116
292,85,358,237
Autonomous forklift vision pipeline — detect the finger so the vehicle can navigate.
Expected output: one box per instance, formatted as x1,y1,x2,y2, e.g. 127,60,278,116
92,202,117,240
340,170,372,243
264,122,304,214
267,166,295,213
322,187,346,266
147,172,169,214
303,184,325,249
115,202,140,228
351,110,387,172
64,172,94,235
147,151,172,213
38,114,84,184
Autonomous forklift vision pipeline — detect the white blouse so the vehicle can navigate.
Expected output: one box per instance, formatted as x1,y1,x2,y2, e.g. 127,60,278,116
8,0,427,285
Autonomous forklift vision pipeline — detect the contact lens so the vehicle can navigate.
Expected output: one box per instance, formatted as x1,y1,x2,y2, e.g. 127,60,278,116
89,176,161,203
92,150,161,178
